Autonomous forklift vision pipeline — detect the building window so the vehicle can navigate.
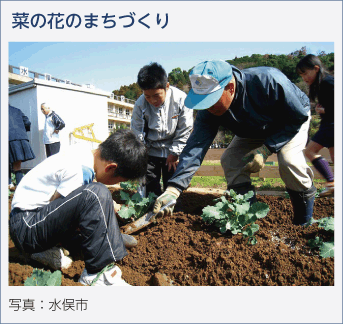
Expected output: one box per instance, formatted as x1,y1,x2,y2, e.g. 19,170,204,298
126,109,131,118
118,107,123,114
108,121,114,130
108,103,114,114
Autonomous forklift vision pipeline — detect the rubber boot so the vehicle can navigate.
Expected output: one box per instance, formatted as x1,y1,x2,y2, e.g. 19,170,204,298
286,185,317,225
226,182,256,204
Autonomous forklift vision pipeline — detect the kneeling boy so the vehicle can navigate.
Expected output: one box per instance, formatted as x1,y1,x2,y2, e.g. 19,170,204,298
9,129,148,286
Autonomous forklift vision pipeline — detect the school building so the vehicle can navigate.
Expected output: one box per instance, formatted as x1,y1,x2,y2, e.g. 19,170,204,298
8,65,135,169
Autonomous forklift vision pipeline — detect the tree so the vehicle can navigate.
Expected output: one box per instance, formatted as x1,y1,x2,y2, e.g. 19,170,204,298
168,67,187,86
176,81,184,90
111,48,334,101
113,83,142,100
111,123,128,134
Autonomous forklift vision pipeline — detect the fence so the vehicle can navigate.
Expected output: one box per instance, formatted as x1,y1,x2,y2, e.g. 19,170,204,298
195,148,333,179
195,165,332,179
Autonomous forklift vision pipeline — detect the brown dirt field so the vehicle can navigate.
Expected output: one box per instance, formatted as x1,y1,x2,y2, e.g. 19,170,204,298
8,189,334,286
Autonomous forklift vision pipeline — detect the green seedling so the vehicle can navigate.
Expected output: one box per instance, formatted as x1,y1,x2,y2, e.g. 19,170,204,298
24,269,62,286
201,190,269,245
307,217,334,258
118,190,157,222
120,181,140,192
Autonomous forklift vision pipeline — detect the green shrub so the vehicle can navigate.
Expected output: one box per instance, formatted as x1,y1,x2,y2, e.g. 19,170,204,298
307,217,334,258
201,190,269,245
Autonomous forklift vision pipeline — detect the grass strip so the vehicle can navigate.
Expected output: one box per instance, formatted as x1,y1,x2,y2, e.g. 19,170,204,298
190,176,325,191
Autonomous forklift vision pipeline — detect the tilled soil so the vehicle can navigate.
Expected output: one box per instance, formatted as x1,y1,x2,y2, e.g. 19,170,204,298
8,190,334,286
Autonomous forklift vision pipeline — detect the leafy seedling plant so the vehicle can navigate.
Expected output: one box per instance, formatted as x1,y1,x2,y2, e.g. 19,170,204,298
118,182,157,222
120,180,139,192
201,190,269,245
307,217,334,258
24,269,62,286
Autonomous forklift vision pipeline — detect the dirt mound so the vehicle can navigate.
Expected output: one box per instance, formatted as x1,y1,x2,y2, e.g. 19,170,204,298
8,190,334,286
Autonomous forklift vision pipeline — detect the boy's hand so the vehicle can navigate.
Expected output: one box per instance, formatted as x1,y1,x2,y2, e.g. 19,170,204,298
153,186,180,217
242,145,271,173
166,154,178,172
53,129,59,134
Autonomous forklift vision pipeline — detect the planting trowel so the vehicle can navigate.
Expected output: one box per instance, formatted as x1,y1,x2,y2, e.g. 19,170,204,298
121,199,177,235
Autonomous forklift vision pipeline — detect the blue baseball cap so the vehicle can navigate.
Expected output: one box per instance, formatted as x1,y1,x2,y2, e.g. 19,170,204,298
185,60,233,110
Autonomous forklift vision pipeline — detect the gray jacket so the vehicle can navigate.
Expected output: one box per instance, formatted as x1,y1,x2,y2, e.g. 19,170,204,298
130,86,194,158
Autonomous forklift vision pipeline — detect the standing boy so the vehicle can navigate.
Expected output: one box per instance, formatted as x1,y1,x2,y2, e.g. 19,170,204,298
41,102,65,157
9,129,148,286
131,62,193,197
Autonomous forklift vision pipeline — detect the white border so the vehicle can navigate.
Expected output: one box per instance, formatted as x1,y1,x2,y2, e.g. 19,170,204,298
1,1,342,323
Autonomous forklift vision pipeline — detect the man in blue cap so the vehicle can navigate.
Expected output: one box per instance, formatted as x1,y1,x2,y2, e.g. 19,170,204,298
153,59,317,225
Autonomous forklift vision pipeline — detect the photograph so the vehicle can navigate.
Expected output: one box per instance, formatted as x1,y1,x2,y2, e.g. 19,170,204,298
2,1,342,323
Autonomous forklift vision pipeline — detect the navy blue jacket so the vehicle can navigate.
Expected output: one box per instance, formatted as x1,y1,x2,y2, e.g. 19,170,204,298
9,105,31,142
51,111,65,131
318,75,334,124
168,66,310,192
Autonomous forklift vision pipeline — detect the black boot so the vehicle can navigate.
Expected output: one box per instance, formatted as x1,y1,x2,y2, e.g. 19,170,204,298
286,185,317,225
226,182,256,204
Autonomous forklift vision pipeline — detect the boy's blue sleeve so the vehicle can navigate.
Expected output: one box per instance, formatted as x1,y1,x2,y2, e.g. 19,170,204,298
82,166,95,185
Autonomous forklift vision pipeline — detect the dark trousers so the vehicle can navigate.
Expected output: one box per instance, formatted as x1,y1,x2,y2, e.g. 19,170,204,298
9,182,127,274
45,142,60,157
146,155,175,197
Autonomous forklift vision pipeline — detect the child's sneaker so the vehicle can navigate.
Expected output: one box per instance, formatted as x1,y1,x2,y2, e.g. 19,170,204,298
79,264,130,286
31,247,73,270
319,184,334,197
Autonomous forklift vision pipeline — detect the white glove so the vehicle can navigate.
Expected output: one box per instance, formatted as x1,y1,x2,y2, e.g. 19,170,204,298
242,145,271,173
153,186,180,217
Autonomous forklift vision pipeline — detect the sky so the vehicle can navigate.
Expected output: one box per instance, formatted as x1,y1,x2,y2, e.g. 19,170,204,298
9,42,334,93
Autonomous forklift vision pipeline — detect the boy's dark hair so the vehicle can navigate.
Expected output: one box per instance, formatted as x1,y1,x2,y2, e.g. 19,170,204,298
99,129,148,180
296,54,329,101
137,62,168,90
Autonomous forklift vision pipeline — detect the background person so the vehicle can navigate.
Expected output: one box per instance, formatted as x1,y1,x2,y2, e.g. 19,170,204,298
153,59,316,226
9,129,148,286
296,54,334,197
9,104,36,188
130,62,193,197
41,102,65,157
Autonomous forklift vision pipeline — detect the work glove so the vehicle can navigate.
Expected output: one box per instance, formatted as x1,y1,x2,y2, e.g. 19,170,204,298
121,233,138,249
153,186,180,217
242,145,271,173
